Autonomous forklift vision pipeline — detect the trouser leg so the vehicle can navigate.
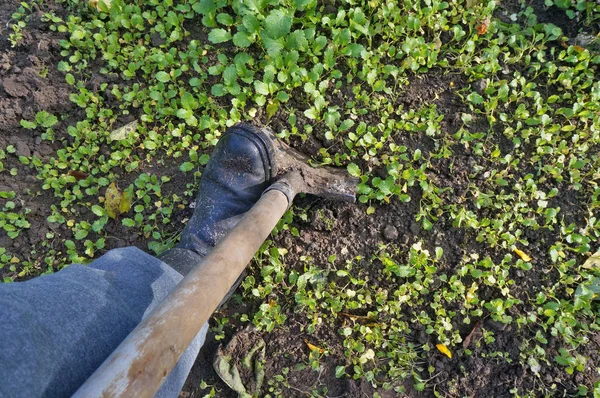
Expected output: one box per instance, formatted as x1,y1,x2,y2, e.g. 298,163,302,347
0,246,206,398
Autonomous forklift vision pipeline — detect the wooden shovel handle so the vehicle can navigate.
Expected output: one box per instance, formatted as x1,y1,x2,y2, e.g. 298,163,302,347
73,188,290,398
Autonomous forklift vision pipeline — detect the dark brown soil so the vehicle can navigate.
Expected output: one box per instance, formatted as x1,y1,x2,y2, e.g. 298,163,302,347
182,3,599,398
0,0,72,274
0,0,197,280
0,1,597,398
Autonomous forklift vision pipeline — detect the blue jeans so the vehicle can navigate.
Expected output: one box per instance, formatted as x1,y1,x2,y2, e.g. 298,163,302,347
0,247,207,398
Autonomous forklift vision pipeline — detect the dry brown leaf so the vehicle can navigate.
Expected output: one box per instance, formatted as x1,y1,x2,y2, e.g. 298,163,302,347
462,320,482,349
340,312,377,324
68,170,89,181
476,18,490,35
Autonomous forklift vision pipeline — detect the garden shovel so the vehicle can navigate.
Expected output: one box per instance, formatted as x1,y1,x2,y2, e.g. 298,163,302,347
73,126,358,398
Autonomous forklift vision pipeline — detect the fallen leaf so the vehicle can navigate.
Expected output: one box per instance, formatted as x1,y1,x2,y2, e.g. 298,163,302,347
514,248,532,262
304,339,324,354
436,344,452,358
89,0,112,11
104,183,132,219
476,18,490,35
340,312,377,324
462,320,482,349
68,170,89,181
119,187,133,214
582,250,600,269
105,183,122,219
109,120,138,141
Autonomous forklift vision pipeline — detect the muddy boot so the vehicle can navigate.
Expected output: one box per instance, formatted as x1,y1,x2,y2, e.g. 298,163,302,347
159,123,275,280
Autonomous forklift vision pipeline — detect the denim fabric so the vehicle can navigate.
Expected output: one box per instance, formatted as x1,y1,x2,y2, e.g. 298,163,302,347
0,247,207,398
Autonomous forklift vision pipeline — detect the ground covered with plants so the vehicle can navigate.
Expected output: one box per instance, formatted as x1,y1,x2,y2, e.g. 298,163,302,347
1,0,599,396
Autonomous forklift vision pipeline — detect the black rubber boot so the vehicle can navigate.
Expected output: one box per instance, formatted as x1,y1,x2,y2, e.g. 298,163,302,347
160,123,275,277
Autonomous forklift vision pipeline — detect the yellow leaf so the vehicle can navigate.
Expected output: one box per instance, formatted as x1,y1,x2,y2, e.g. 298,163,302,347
119,188,133,214
105,183,123,220
436,344,452,358
89,0,111,11
304,339,324,354
10,256,20,264
514,248,532,262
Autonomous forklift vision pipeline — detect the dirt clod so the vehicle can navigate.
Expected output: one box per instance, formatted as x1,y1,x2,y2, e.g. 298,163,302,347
382,225,398,241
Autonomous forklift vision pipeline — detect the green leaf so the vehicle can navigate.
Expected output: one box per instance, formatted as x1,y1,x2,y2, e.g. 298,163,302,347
35,111,58,128
91,205,105,217
242,14,260,33
339,119,355,132
216,13,233,26
287,30,308,50
199,154,211,165
294,0,316,11
180,162,195,172
71,29,86,41
122,218,135,227
264,9,292,39
260,32,284,57
192,0,216,15
254,80,270,95
223,65,237,86
181,92,196,109
211,84,226,96
74,229,88,240
468,92,484,105
347,163,361,177
343,43,365,58
156,71,170,82
266,101,279,119
176,109,194,119
20,120,37,129
208,28,231,43
304,108,318,119
233,31,253,48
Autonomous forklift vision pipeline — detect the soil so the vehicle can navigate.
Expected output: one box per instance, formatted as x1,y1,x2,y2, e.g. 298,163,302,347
0,0,196,279
0,0,70,272
0,0,598,398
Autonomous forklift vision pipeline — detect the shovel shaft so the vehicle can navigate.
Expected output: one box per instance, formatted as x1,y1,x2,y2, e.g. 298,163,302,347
73,189,290,398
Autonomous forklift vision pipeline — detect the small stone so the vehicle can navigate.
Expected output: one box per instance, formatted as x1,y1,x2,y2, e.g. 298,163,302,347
383,225,398,241
39,145,54,157
435,360,446,372
416,330,428,344
486,319,508,332
410,221,420,235
473,79,488,94
15,141,31,157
